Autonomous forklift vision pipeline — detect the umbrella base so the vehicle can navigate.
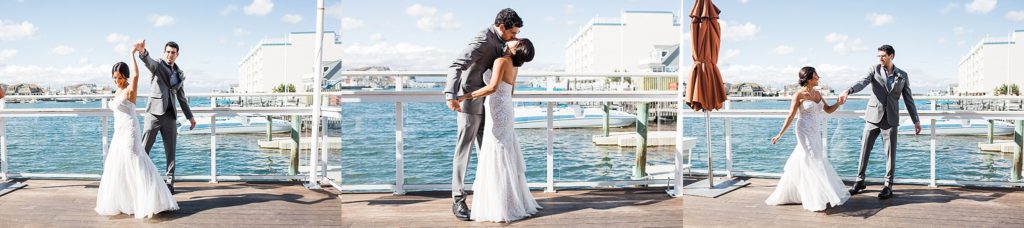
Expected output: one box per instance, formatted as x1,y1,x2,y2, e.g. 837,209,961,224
672,176,749,198
0,180,27,197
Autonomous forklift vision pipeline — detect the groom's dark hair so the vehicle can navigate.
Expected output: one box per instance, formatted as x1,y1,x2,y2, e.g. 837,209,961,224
494,8,523,28
165,41,180,51
878,44,894,56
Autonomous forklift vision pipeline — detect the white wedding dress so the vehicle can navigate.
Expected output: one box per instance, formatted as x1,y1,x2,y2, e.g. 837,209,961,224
765,100,850,212
95,93,178,219
470,81,542,222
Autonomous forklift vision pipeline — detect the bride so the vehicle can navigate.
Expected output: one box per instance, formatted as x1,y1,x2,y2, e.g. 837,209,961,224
457,38,540,222
95,40,178,219
765,66,850,212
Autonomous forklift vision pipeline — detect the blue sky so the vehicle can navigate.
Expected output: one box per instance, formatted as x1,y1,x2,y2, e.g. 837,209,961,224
1,0,1022,92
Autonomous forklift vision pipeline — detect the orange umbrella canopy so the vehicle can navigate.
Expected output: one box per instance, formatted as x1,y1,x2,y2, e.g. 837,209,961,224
685,0,727,112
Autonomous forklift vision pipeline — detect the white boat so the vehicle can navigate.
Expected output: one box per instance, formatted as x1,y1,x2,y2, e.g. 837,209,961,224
178,115,293,135
898,118,1014,136
513,106,635,129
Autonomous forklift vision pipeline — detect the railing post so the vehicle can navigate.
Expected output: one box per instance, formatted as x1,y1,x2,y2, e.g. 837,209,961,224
290,115,300,176
930,118,937,188
267,115,273,142
545,76,556,193
101,98,109,161
0,97,6,181
210,115,218,183
725,117,732,179
393,75,406,195
931,98,937,111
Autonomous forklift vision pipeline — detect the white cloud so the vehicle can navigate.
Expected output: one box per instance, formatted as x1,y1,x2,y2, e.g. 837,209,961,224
721,49,741,62
564,4,576,15
565,20,577,27
78,58,89,64
544,16,555,22
738,0,749,4
326,3,343,19
720,21,759,41
1006,11,1024,21
0,64,110,86
105,33,130,43
941,2,959,14
965,0,997,14
774,45,794,55
342,17,365,30
51,45,74,56
866,13,894,26
147,14,175,27
405,4,460,32
282,14,302,24
824,32,865,55
0,49,16,62
232,28,249,36
798,57,808,63
341,42,456,70
220,5,239,16
244,0,274,16
0,20,38,41
953,26,966,35
368,33,383,41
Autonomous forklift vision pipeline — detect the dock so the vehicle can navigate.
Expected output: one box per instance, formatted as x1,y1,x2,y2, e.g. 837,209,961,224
593,131,677,147
258,137,342,150
979,140,1022,153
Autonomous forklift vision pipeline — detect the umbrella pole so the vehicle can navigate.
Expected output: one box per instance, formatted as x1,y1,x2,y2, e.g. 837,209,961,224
705,110,713,188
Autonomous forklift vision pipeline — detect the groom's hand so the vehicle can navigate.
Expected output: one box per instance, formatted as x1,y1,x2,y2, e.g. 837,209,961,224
188,118,197,130
914,122,922,135
446,99,462,112
837,91,849,104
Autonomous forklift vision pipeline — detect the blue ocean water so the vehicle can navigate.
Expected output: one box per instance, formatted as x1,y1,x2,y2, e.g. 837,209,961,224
1,97,1016,185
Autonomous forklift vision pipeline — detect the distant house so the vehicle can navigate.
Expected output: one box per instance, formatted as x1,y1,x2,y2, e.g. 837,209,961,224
11,84,46,95
729,82,766,97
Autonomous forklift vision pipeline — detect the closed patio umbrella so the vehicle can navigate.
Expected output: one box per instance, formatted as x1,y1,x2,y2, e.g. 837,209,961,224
686,0,727,188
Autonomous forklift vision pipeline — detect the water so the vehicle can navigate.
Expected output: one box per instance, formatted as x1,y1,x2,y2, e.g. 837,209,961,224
1,97,1017,185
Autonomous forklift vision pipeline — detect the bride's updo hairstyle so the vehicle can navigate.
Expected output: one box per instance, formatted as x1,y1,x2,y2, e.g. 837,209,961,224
798,66,816,87
511,38,534,67
111,62,130,88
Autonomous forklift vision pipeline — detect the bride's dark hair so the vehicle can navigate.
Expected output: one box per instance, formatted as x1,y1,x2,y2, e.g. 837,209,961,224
112,62,129,80
798,66,816,87
511,38,534,67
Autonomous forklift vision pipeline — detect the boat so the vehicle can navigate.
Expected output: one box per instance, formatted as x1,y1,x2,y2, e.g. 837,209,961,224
178,115,294,135
898,118,1014,136
513,105,635,129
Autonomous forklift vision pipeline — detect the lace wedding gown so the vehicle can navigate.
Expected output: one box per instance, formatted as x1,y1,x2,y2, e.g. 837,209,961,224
95,93,178,219
764,100,850,212
470,81,542,222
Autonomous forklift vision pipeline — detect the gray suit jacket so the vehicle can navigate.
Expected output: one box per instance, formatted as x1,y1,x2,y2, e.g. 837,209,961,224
138,50,194,120
444,26,505,115
846,64,919,126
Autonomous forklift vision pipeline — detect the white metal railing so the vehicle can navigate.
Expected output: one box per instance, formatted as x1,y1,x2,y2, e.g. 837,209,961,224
2,83,1023,194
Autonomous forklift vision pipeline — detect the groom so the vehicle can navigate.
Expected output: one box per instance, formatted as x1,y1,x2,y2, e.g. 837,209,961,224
838,44,921,200
444,8,522,221
136,40,196,194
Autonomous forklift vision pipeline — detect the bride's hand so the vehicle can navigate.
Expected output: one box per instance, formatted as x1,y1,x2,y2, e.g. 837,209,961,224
770,135,781,144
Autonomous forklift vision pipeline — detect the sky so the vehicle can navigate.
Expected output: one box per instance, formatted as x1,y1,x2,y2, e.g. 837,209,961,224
1,0,1022,92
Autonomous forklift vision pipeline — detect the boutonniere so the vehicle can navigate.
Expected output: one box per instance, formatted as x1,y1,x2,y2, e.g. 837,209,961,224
895,72,903,80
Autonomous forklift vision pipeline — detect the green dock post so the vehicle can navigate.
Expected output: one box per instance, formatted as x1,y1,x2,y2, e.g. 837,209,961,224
266,116,273,142
633,102,649,180
603,102,610,137
290,115,301,176
1012,120,1022,181
988,120,995,144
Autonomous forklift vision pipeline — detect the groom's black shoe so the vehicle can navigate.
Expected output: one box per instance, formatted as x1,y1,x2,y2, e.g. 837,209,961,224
848,182,866,195
453,195,471,221
167,184,175,195
878,186,893,200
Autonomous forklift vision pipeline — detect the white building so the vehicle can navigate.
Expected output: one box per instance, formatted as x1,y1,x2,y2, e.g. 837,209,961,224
957,30,1024,96
238,31,344,93
565,11,680,73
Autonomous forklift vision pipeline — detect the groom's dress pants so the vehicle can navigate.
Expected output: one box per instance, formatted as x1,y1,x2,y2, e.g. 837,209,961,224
855,118,898,187
452,111,485,198
142,108,178,184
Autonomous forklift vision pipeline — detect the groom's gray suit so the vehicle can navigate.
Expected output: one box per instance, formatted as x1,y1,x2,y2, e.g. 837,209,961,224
445,26,505,198
845,64,919,187
138,49,194,185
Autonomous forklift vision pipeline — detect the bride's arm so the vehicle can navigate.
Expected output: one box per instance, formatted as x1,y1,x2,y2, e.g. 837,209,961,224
771,93,803,144
822,92,841,114
127,47,141,104
459,58,509,101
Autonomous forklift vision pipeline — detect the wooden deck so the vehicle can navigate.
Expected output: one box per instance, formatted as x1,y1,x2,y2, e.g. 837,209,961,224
0,179,342,227
682,178,1024,227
